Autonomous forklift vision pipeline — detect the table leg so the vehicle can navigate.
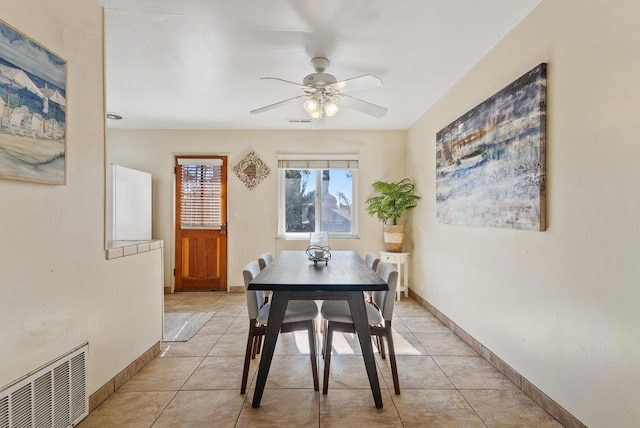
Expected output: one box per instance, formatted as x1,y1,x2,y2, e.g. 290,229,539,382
251,290,290,408
347,292,383,409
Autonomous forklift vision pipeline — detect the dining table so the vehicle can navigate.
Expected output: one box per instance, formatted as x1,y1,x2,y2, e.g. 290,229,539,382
248,250,389,408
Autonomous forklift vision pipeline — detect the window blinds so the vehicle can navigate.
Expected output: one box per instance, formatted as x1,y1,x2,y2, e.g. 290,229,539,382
179,162,222,228
177,158,223,166
277,159,358,169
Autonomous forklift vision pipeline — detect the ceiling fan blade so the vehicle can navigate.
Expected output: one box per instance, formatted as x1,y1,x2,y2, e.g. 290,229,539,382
250,95,304,114
330,74,383,93
260,77,311,90
339,94,388,118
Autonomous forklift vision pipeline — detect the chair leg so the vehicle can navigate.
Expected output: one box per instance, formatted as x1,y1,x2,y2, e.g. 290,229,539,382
321,319,328,359
372,336,384,354
241,328,255,394
251,336,258,359
307,319,319,391
322,322,335,394
385,325,400,394
256,333,263,355
379,335,386,360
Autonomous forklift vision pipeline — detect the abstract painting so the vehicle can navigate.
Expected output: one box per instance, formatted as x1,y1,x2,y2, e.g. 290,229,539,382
436,63,547,230
0,19,67,184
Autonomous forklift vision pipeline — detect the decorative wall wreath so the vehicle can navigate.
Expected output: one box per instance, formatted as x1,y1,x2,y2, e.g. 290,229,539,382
232,151,270,190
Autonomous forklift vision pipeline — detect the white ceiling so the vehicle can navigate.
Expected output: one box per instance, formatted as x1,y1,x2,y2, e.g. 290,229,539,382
100,0,540,131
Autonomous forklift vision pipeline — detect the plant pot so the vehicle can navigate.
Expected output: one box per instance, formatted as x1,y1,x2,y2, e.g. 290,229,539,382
383,223,405,252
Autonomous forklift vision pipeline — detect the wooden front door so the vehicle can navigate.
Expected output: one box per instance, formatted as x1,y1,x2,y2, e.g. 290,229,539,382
174,156,228,291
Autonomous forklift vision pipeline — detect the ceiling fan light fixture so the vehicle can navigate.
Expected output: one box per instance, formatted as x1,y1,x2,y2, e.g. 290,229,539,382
325,99,339,117
309,109,322,120
303,96,319,114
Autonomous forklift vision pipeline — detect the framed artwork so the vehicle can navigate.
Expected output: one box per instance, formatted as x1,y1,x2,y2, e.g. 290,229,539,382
436,63,547,231
0,19,67,184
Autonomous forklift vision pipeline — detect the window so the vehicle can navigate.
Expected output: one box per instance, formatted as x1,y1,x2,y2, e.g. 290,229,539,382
177,158,223,229
278,155,358,238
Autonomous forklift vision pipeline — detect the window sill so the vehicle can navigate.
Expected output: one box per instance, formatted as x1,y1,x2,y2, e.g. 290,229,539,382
106,240,163,260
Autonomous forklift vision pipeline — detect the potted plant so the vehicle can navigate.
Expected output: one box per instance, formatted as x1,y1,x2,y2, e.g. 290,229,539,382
365,178,421,252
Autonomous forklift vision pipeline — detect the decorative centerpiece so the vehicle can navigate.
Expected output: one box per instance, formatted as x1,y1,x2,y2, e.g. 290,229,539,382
306,232,331,265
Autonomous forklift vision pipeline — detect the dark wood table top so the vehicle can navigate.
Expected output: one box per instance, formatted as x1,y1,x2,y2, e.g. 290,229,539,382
248,250,388,292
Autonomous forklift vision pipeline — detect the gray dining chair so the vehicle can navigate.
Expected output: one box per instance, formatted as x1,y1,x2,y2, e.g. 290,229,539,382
319,252,381,355
257,252,274,270
319,261,400,394
364,252,380,272
241,260,319,394
257,252,274,306
363,252,380,303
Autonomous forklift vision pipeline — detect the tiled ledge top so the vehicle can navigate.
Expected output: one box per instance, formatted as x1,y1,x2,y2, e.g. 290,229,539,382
106,240,163,260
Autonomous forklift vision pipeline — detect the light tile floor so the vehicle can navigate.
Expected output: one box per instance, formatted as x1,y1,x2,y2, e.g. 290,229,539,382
79,292,563,427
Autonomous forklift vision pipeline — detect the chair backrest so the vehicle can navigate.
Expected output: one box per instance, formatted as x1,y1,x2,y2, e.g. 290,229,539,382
242,260,263,319
364,253,380,271
257,252,274,270
372,261,398,321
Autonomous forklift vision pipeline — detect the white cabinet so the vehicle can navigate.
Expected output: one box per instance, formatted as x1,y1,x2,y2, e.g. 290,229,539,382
379,251,410,301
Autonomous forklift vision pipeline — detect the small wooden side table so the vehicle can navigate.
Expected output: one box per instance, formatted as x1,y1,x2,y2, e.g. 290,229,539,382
379,251,410,301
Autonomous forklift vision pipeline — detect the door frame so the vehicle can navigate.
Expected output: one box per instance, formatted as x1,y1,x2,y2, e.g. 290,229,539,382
172,153,229,292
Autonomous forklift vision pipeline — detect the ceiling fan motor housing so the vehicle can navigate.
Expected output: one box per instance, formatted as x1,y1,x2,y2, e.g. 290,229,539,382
303,72,337,88
304,57,337,88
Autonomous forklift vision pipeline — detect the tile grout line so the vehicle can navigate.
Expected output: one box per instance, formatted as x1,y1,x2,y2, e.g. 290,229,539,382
429,355,490,428
149,390,180,428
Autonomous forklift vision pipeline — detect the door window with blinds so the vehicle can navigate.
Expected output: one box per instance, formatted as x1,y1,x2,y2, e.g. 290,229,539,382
278,155,358,239
178,158,223,229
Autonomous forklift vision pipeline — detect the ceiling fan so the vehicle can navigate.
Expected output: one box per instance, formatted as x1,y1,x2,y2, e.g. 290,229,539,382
250,57,388,121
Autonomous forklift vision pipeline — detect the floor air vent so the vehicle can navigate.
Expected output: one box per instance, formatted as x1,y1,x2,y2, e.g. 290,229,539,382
0,343,88,428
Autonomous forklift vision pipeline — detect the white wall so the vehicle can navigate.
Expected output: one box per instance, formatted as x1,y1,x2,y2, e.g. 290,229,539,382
407,0,640,426
107,129,406,289
0,1,163,395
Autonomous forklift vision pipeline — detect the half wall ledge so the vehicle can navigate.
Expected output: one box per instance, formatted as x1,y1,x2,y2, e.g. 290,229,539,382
106,240,163,260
